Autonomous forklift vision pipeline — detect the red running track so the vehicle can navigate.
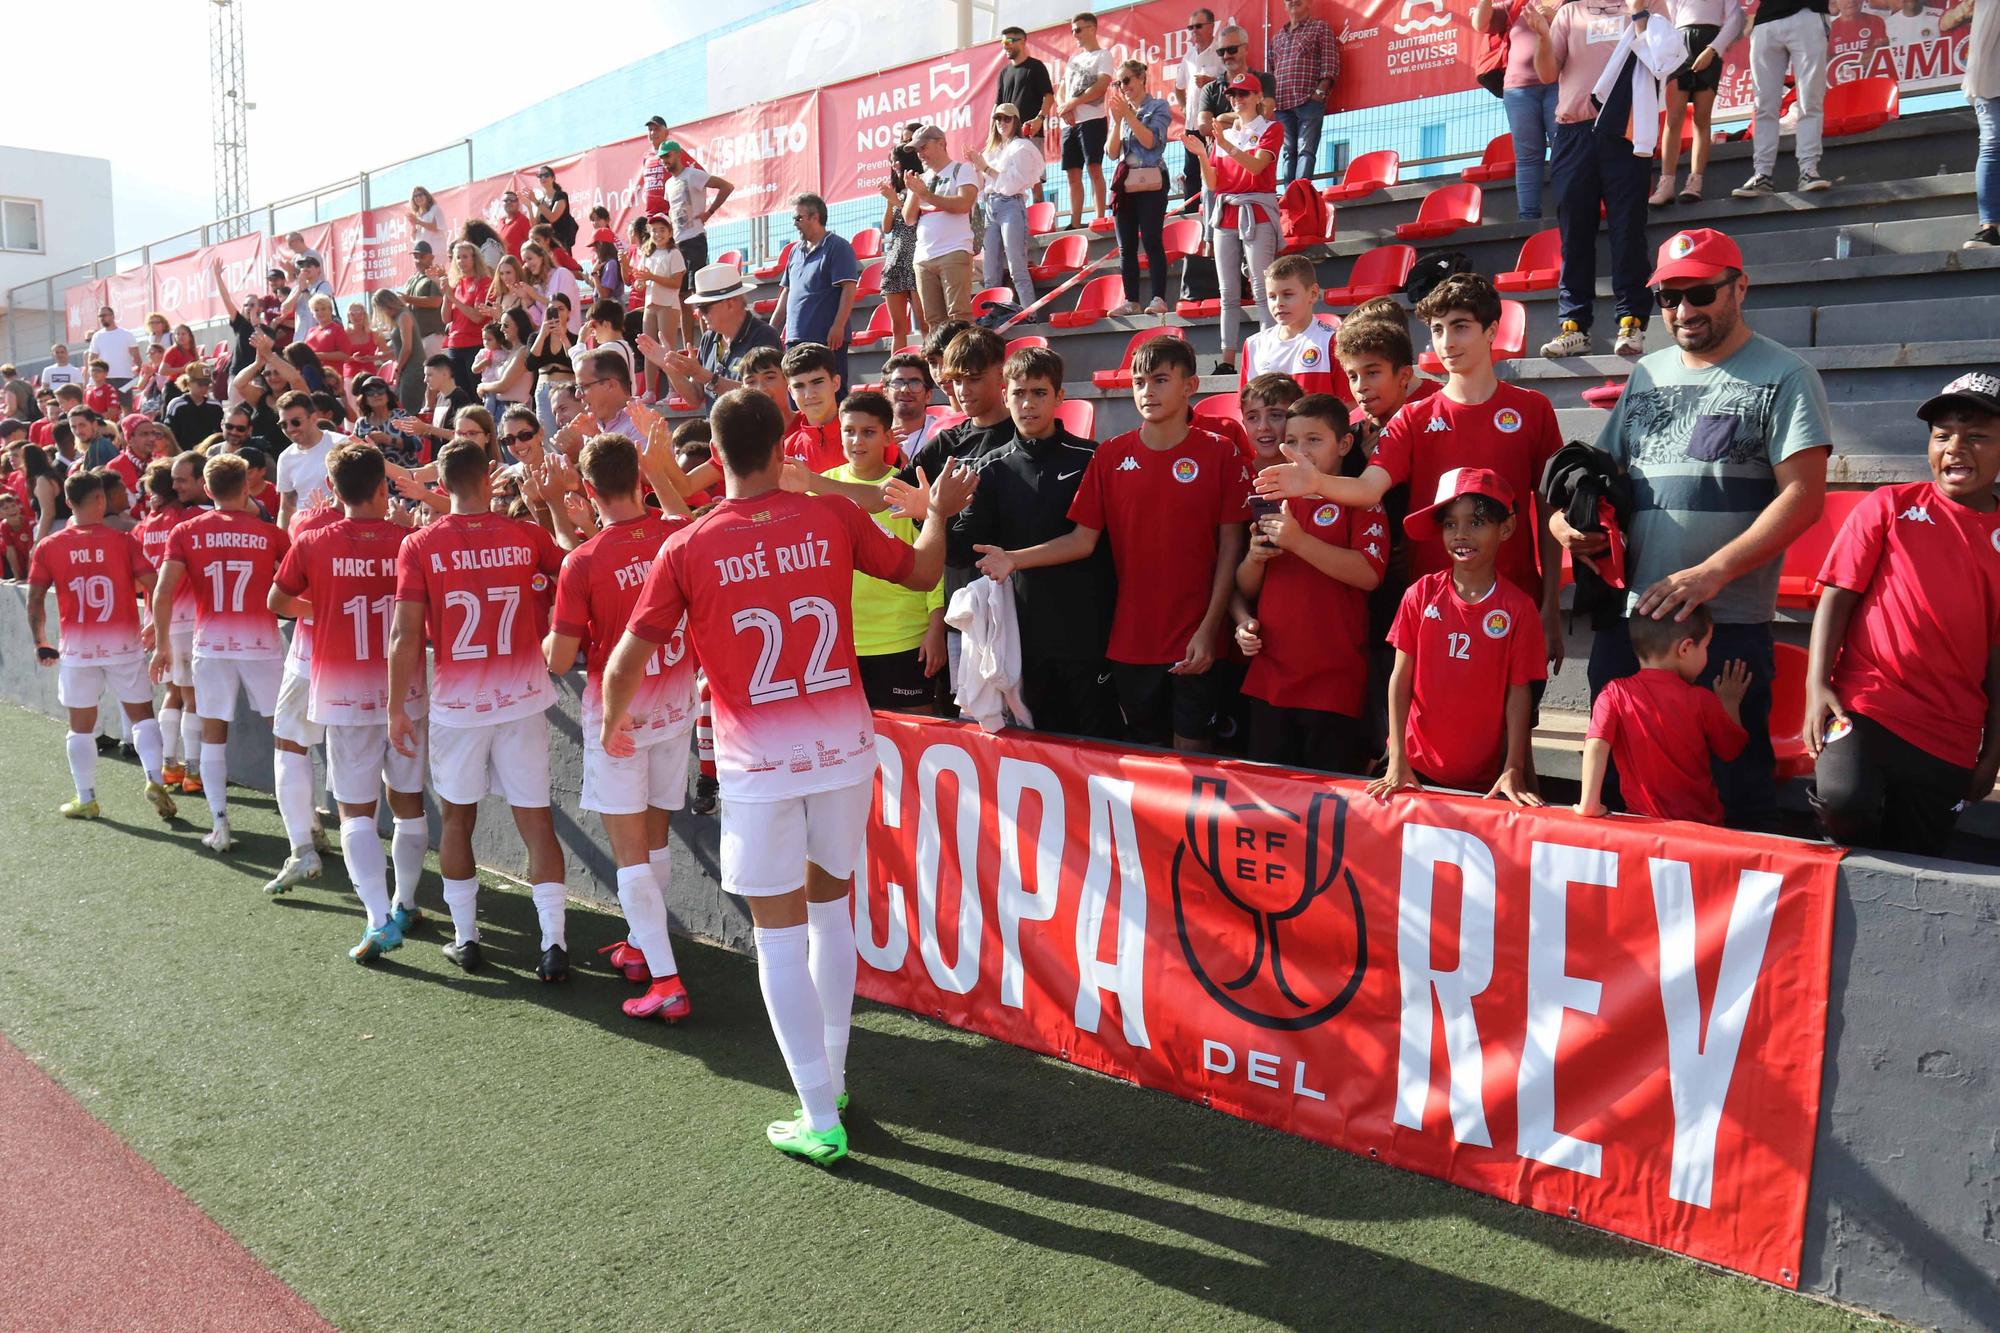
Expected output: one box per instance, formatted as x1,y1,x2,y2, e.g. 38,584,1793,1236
0,1035,331,1331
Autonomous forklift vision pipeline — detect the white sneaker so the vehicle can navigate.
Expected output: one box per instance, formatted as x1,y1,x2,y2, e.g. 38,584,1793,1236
1732,174,1778,199
263,849,323,895
1539,322,1592,358
1614,317,1645,357
202,817,235,853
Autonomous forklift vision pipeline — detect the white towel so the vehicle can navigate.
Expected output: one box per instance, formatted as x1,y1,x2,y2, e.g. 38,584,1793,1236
944,579,1033,733
1590,10,1688,157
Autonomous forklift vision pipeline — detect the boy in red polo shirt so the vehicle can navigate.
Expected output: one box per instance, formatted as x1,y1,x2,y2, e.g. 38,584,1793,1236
1370,468,1546,805
976,335,1251,750
1804,374,2000,855
780,342,844,473
83,359,121,417
1234,394,1387,772
1575,606,1750,823
1262,273,1564,669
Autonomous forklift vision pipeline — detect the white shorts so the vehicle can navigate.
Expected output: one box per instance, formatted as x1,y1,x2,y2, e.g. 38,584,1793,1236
719,778,876,897
58,657,152,710
168,626,195,689
191,654,282,722
327,722,427,806
270,668,326,747
428,713,550,808
581,727,692,816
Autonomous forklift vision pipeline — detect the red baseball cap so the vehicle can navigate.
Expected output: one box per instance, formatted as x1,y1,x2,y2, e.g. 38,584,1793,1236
1403,466,1516,539
1648,227,1743,287
1225,76,1262,95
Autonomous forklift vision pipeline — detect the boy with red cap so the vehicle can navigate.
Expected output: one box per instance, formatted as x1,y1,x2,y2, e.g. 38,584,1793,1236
1803,373,2000,855
1369,467,1547,806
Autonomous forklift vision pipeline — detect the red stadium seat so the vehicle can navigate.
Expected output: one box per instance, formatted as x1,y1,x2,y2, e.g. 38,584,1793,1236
1323,244,1416,306
1092,326,1187,389
751,241,794,281
1055,399,1096,438
714,249,744,271
1089,215,1116,233
1580,379,1626,410
1771,643,1813,781
1029,233,1088,286
1460,134,1514,183
926,405,967,432
1822,75,1900,138
1395,182,1483,240
1494,229,1561,293
1192,392,1243,429
851,227,883,260
1004,335,1050,357
752,297,778,316
1321,150,1399,204
1417,300,1524,374
971,286,1014,317
1775,490,1869,609
893,344,923,358
1049,275,1125,329
849,303,895,349
1027,201,1057,236
855,261,886,300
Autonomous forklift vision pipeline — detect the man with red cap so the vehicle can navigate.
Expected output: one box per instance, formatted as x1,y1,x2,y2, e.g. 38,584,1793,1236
1551,226,1833,828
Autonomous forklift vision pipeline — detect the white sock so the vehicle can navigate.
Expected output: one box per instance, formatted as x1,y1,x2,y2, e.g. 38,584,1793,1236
274,749,316,854
132,719,164,785
341,816,391,928
754,924,838,1132
807,897,858,1100
391,817,427,910
200,743,229,818
441,876,480,944
531,882,567,952
160,707,182,764
615,863,677,979
648,846,681,966
180,712,203,768
65,731,96,802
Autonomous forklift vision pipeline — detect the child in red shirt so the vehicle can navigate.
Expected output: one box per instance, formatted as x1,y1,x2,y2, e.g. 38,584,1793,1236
83,360,121,417
1240,373,1303,472
780,343,846,474
1370,467,1546,806
1805,374,2000,855
0,490,31,579
1576,605,1750,824
976,335,1251,750
1234,394,1387,773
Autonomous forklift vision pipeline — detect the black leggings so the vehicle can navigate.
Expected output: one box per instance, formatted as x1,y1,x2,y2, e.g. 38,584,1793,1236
1115,187,1169,304
1811,711,1972,857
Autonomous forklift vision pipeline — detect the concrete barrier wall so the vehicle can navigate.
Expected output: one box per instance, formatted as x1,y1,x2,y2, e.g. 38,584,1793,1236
1,583,1992,1329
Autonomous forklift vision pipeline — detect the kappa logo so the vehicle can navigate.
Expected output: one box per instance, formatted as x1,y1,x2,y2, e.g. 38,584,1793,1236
1483,608,1512,638
1423,603,1443,620
1172,777,1366,1031
1366,521,1385,537
1312,503,1339,527
1492,407,1523,434
1899,505,1935,525
1173,458,1201,483
1424,415,1449,433
1117,455,1142,472
929,60,971,102
1365,541,1381,558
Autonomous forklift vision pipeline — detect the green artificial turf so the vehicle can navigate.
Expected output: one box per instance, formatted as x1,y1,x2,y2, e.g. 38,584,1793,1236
0,704,1881,1332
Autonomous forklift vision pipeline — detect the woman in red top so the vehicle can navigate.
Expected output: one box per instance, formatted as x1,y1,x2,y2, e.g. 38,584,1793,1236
439,240,492,399
1184,78,1285,374
161,323,201,384
303,295,366,390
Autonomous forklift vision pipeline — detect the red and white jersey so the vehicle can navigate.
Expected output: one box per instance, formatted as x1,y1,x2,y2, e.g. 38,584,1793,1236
165,507,290,660
1240,319,1346,401
133,502,197,630
1242,496,1389,717
1387,570,1547,791
281,505,344,676
27,522,153,663
395,511,563,728
275,516,420,727
628,490,915,801
551,512,696,747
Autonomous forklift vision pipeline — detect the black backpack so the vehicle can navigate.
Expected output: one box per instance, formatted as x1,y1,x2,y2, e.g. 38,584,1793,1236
1402,250,1474,305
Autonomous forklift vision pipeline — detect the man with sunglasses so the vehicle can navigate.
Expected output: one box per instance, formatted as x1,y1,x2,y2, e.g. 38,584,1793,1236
997,26,1057,206
1552,228,1832,829
1176,9,1225,202
273,389,348,530
1197,25,1276,139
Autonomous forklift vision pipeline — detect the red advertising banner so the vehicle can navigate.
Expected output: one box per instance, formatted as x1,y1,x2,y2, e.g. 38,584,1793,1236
819,44,1013,201
1714,16,1972,120
63,280,108,346
674,90,823,225
102,269,155,336
856,717,1842,1286
151,232,268,330
524,138,651,242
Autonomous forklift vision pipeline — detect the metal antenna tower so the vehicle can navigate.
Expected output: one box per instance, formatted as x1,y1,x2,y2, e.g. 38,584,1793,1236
209,0,250,234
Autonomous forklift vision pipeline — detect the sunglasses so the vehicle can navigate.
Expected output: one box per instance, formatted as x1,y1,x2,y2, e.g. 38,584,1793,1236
282,417,309,429
994,112,1017,122
1188,20,1212,29
1653,280,1730,309
1217,43,1242,55
507,428,539,445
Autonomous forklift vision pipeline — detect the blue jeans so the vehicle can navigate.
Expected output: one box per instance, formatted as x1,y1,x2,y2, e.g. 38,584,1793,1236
1975,95,1999,226
1274,99,1325,185
1589,619,1778,829
982,193,1038,306
1550,122,1651,330
1503,83,1559,219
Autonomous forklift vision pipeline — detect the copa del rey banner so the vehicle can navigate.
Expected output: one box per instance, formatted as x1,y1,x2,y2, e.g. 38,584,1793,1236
856,717,1841,1286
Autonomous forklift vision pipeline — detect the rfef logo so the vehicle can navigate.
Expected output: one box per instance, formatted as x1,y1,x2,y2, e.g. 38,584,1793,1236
1172,777,1366,1031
